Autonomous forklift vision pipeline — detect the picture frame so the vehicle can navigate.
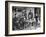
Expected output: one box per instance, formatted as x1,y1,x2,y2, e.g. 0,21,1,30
5,1,45,36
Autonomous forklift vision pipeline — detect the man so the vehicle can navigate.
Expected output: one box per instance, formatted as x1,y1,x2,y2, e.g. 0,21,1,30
35,13,38,26
28,10,33,20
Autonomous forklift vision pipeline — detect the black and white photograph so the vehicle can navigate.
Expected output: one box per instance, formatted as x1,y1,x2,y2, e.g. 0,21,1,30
5,1,45,36
12,7,41,30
